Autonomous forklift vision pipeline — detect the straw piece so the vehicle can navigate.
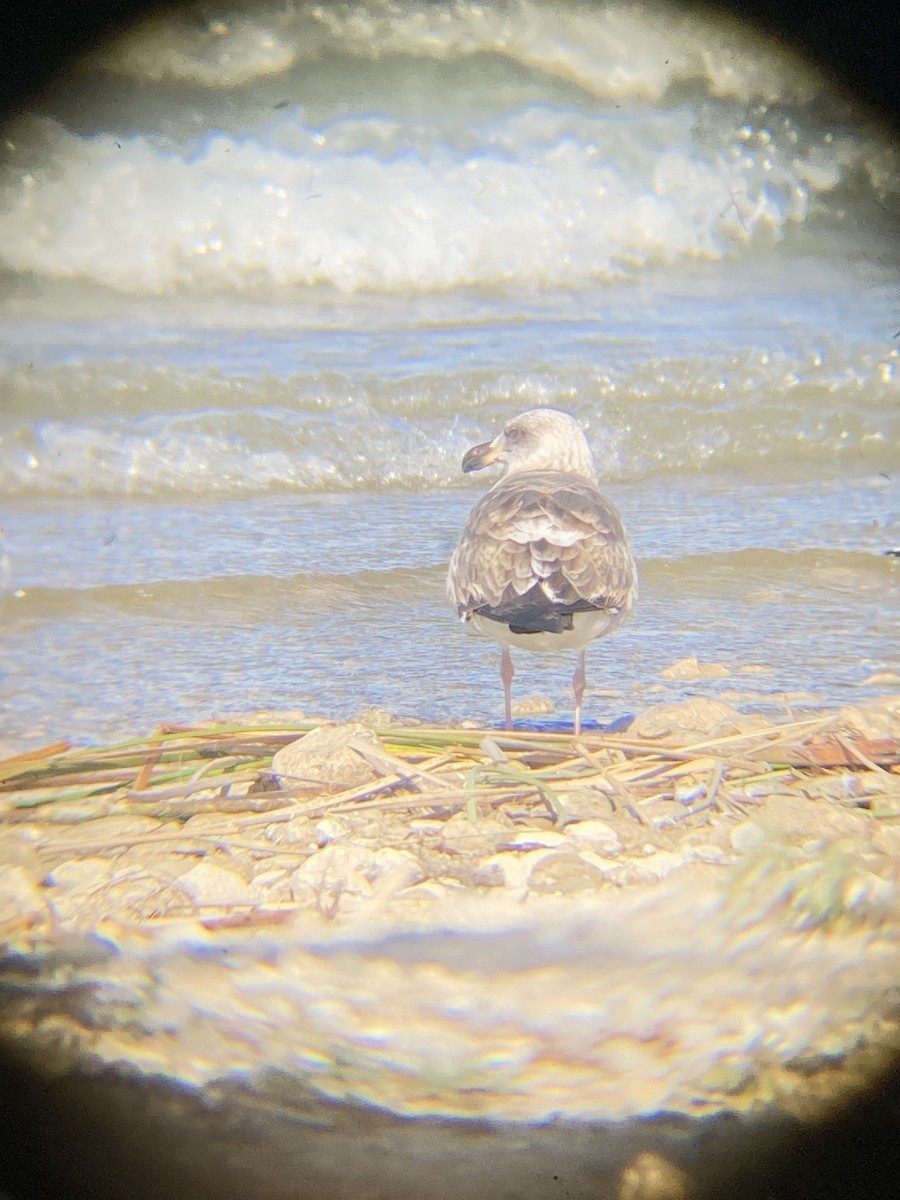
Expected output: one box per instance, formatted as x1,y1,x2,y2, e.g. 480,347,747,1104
706,758,727,809
0,714,895,830
833,734,895,777
0,741,72,783
349,740,453,792
126,772,262,802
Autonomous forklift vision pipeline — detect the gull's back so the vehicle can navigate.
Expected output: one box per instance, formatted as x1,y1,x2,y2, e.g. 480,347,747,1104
448,467,636,653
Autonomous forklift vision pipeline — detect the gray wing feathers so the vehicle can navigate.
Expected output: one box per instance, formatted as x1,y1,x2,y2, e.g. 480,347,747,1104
448,471,636,620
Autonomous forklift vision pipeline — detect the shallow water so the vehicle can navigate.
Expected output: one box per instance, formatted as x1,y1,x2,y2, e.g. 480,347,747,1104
0,0,898,746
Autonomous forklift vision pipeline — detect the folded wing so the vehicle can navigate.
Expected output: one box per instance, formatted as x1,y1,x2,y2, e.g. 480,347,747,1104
447,471,636,633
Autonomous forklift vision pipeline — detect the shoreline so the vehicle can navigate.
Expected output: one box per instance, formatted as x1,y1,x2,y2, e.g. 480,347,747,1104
1,696,898,1113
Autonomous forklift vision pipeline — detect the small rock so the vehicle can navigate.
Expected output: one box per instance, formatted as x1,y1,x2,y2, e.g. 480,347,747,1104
660,654,729,681
528,852,611,895
610,850,693,884
263,813,315,847
754,793,870,842
47,857,114,889
565,819,623,855
557,786,615,821
860,671,900,687
837,696,900,741
632,699,769,741
291,844,425,901
178,862,258,907
438,810,516,856
272,722,381,788
314,816,352,846
577,849,623,876
690,843,728,864
472,851,544,891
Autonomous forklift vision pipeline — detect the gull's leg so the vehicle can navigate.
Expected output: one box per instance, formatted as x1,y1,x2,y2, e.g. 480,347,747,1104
500,645,514,730
572,650,587,736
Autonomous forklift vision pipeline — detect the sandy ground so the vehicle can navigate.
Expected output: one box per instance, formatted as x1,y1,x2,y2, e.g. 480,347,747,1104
1,691,899,1196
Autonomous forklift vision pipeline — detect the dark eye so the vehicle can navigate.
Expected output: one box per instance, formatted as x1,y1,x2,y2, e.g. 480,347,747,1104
504,426,524,444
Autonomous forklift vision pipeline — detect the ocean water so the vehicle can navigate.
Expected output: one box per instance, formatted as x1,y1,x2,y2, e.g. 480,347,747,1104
0,0,898,746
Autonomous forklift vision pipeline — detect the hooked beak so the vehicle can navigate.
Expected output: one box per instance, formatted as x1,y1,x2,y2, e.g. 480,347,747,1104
462,436,504,473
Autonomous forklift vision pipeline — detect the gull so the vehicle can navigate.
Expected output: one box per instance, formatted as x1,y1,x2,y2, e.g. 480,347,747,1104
447,409,636,734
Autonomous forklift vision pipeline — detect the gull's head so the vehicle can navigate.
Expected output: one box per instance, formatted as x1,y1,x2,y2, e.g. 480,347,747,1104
461,409,598,481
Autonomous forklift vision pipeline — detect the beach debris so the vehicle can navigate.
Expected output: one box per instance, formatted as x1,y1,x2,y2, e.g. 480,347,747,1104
0,697,892,942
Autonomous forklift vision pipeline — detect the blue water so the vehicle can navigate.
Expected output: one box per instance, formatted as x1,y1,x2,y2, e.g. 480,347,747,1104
0,0,898,746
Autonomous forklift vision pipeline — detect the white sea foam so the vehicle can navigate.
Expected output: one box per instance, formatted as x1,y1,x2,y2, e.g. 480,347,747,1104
0,102,874,296
1,0,896,298
1,335,896,498
0,0,896,501
93,0,826,106
94,13,299,88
